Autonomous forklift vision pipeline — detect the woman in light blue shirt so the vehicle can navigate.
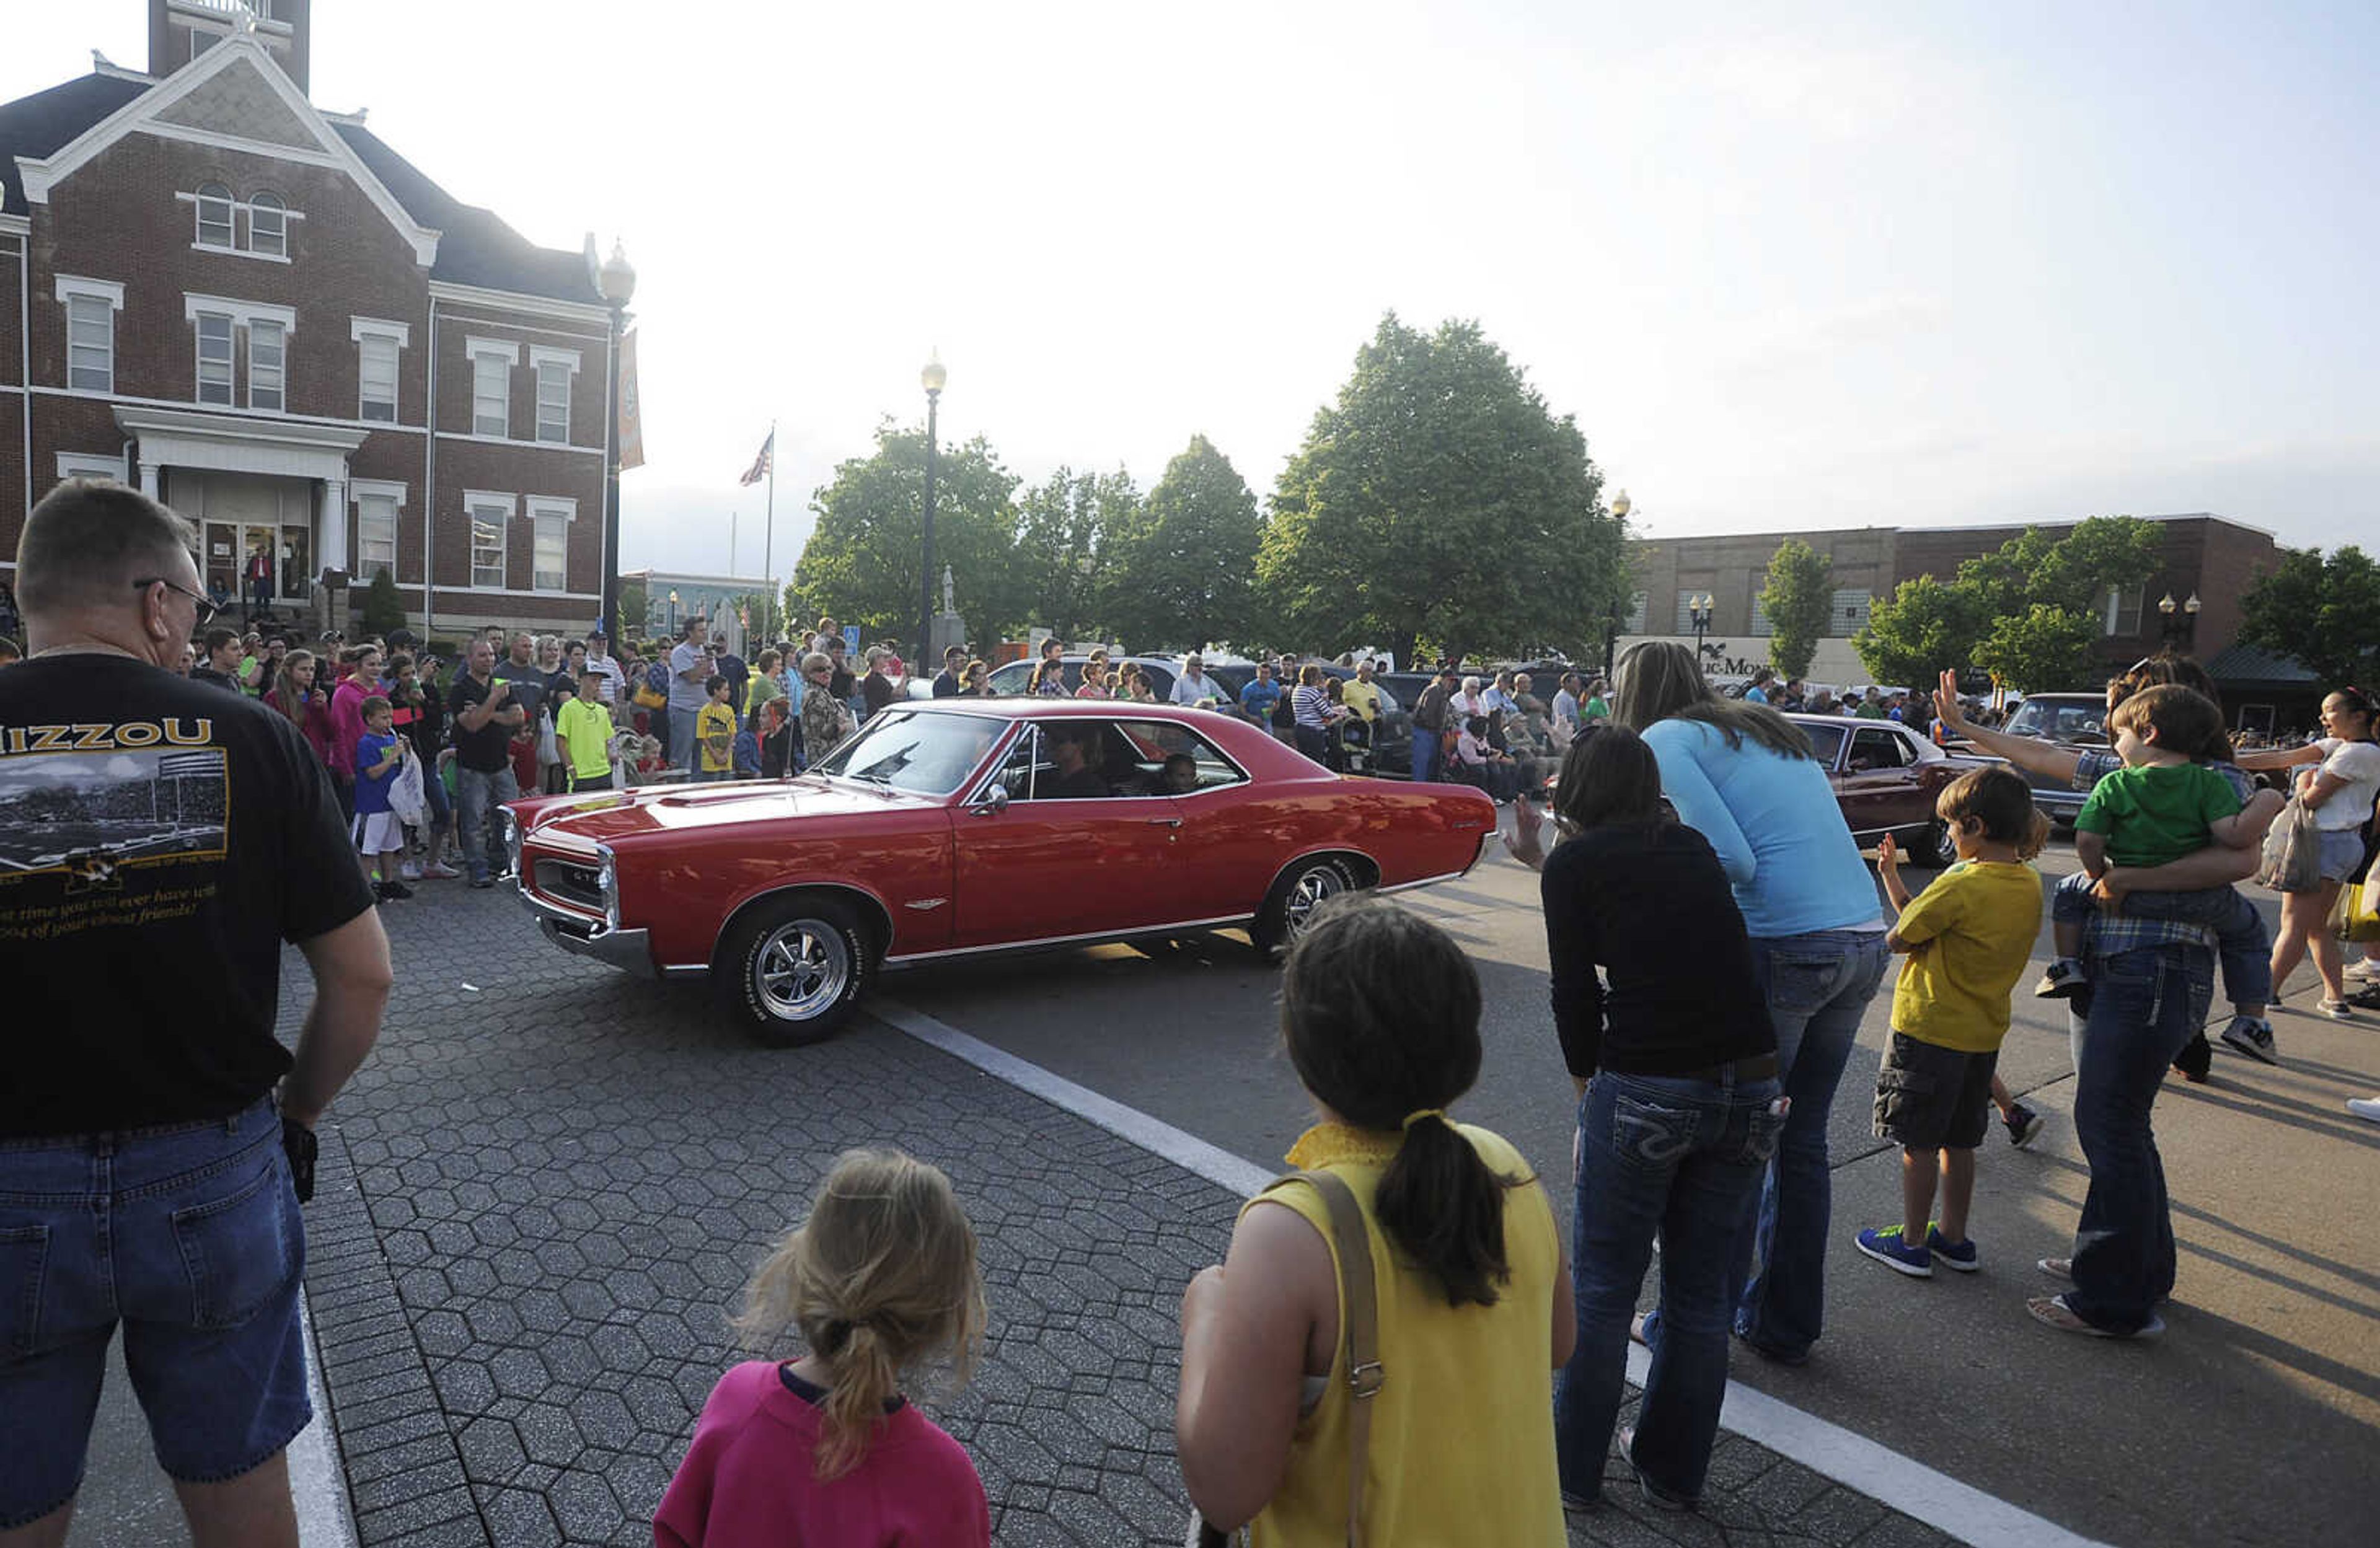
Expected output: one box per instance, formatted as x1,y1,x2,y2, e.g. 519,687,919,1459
1615,641,1887,1366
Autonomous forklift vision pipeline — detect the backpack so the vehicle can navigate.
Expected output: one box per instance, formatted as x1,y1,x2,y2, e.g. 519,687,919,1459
633,657,669,711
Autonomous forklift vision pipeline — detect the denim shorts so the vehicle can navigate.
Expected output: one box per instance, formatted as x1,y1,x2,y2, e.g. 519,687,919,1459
2317,828,2366,884
0,1099,310,1526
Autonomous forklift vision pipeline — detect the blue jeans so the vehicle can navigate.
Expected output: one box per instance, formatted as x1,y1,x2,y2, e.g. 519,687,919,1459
0,1100,309,1526
1554,1068,1783,1505
669,706,700,773
1735,928,1891,1357
2051,872,2270,1008
1411,729,1440,783
2068,943,2212,1332
454,763,519,883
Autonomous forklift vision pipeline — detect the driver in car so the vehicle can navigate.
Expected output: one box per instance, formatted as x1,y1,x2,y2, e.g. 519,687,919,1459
1046,726,1112,799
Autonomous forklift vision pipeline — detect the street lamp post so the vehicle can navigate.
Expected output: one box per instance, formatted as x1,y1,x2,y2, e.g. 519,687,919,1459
2157,591,2202,648
1606,489,1633,676
597,241,636,640
919,354,946,674
1689,593,1715,665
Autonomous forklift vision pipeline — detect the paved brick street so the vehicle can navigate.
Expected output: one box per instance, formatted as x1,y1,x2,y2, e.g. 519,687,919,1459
262,884,1964,1548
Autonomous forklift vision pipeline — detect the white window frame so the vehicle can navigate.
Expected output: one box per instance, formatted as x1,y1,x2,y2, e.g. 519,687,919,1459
351,317,409,423
248,191,287,258
194,182,234,248
466,490,516,590
55,452,128,483
526,495,576,593
467,337,520,439
247,317,286,412
183,296,297,411
530,346,580,445
351,479,407,581
56,276,124,394
2102,586,2144,638
194,311,235,406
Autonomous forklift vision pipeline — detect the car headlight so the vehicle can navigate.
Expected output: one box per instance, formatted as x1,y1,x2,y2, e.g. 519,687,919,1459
501,810,522,878
596,843,619,932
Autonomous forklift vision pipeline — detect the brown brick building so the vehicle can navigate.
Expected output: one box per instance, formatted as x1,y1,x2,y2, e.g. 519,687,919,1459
1,0,622,641
1620,513,2286,692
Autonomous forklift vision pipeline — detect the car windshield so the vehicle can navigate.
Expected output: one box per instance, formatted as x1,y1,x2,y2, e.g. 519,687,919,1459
2006,698,2107,743
809,710,1006,795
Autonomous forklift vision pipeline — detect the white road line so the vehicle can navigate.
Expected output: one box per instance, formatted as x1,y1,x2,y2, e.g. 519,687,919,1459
292,1291,361,1548
873,996,2112,1548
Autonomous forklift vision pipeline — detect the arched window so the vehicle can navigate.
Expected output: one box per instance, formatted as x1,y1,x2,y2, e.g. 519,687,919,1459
249,191,286,258
195,183,234,248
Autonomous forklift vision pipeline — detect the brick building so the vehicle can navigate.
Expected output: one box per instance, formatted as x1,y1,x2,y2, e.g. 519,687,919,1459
1618,512,2286,692
0,0,622,642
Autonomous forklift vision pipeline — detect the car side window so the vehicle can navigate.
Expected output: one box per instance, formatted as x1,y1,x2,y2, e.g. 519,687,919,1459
1848,727,1908,770
1800,723,1848,767
989,727,1049,799
1112,719,1246,796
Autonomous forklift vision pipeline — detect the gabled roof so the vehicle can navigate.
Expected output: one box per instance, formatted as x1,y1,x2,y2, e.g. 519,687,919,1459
330,124,601,307
0,71,151,215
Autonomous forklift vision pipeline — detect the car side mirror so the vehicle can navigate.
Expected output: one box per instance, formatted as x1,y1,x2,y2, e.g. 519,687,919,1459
967,785,1009,817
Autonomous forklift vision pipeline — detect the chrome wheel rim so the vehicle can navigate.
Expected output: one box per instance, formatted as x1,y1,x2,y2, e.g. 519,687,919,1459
1283,865,1346,940
754,921,850,1021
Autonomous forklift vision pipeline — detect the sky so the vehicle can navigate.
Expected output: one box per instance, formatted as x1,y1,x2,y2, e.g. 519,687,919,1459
8,1,2376,593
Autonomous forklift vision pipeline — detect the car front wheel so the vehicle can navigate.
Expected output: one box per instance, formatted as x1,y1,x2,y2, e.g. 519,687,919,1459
719,896,871,1045
1253,856,1355,958
1916,819,1960,868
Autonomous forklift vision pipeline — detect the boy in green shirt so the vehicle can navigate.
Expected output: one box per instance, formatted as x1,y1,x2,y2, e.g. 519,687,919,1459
556,671,619,791
1858,766,2050,1277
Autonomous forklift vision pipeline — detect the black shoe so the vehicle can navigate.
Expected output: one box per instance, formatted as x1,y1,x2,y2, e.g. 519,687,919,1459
2171,1031,2212,1083
379,879,415,900
469,874,494,890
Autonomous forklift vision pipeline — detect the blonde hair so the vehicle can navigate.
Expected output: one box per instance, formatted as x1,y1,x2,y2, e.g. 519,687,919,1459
731,1149,985,1479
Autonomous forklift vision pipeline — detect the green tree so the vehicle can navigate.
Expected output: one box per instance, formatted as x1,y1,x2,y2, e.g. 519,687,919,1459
359,569,405,636
1015,466,1137,643
1258,314,1624,667
617,578,647,641
1972,603,2105,693
790,422,1025,647
1103,436,1262,651
1852,576,1983,687
2237,545,2380,687
1756,539,1834,680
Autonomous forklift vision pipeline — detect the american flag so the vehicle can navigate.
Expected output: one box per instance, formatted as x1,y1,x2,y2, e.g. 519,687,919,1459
738,430,774,487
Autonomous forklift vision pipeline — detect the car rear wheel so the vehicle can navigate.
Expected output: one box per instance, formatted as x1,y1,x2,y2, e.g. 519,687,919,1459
1253,856,1355,958
718,896,871,1046
1920,818,1960,868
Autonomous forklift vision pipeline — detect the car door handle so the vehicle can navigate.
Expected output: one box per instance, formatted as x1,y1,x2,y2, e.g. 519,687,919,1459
1147,817,1183,828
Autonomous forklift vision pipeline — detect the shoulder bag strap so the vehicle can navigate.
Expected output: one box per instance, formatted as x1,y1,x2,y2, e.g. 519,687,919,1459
1293,1169,1382,1548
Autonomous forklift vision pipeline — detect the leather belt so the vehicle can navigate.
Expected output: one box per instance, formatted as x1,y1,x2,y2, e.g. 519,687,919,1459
1691,1053,1779,1083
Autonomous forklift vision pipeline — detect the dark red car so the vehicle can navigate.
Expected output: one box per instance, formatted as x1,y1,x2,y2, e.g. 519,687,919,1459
506,701,1500,1044
1786,712,1998,866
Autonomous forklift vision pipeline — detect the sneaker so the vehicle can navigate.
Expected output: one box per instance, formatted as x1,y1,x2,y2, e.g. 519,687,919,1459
2004,1102,2047,1149
469,874,494,890
2348,1097,2380,1124
421,860,462,880
2320,998,2355,1021
379,879,415,900
2171,1032,2211,1083
1616,1428,1695,1511
1855,1225,1933,1278
2219,1015,2279,1065
399,860,423,881
2350,983,2380,1011
1926,1225,1980,1272
2037,1257,2073,1281
2345,958,2380,982
2027,1293,2163,1339
2034,957,2089,999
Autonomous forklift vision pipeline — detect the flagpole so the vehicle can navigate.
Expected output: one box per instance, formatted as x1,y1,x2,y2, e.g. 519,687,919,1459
762,418,777,643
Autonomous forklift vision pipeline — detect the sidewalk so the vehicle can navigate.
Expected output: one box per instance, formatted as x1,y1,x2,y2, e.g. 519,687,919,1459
74,887,1971,1547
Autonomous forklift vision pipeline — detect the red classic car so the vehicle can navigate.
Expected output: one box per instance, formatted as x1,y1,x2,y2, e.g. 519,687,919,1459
505,701,1501,1044
1785,713,1998,866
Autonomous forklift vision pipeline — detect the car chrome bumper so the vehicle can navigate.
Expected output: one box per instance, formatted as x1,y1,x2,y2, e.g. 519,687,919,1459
516,889,655,977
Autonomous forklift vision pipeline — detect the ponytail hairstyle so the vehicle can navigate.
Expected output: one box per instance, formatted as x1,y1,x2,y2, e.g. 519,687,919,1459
1280,894,1518,1307
731,1148,985,1479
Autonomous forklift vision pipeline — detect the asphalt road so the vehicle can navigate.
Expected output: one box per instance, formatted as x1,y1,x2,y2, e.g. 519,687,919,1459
884,814,2380,1548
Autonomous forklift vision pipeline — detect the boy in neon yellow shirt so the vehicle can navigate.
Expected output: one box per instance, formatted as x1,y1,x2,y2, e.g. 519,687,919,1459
1859,767,2048,1277
555,671,619,791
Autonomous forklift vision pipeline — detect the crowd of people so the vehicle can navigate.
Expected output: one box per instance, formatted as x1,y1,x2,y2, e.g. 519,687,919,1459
10,478,2380,1547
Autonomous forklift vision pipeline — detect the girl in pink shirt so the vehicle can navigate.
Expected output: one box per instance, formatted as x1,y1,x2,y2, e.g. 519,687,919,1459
654,1149,990,1548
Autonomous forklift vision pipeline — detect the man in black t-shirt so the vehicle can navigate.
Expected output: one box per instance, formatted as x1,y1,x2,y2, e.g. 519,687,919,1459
0,478,391,1544
190,624,245,693
449,636,529,887
932,644,966,698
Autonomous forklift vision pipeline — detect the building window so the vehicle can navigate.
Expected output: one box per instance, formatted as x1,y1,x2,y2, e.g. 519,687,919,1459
249,192,286,258
1622,591,1647,634
1831,587,1872,636
248,319,285,412
532,506,568,591
66,292,115,392
195,183,234,248
357,494,399,580
195,312,235,405
2103,586,2144,637
469,497,512,589
358,334,398,421
1748,594,1774,638
535,361,571,443
472,351,510,437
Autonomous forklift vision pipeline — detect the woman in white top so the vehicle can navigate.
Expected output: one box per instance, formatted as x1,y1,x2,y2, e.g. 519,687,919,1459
2237,688,2380,1017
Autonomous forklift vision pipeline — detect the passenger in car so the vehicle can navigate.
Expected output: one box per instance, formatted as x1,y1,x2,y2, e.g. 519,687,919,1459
1159,752,1200,795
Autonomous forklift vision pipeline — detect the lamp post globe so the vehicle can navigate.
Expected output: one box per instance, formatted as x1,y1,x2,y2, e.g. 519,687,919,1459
919,354,946,675
1611,489,1631,520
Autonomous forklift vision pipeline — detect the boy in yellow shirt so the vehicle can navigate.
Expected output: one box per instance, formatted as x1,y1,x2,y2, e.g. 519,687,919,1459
1859,767,2049,1277
697,673,738,782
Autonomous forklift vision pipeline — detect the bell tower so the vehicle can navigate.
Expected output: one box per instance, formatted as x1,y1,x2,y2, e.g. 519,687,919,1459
148,0,312,95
